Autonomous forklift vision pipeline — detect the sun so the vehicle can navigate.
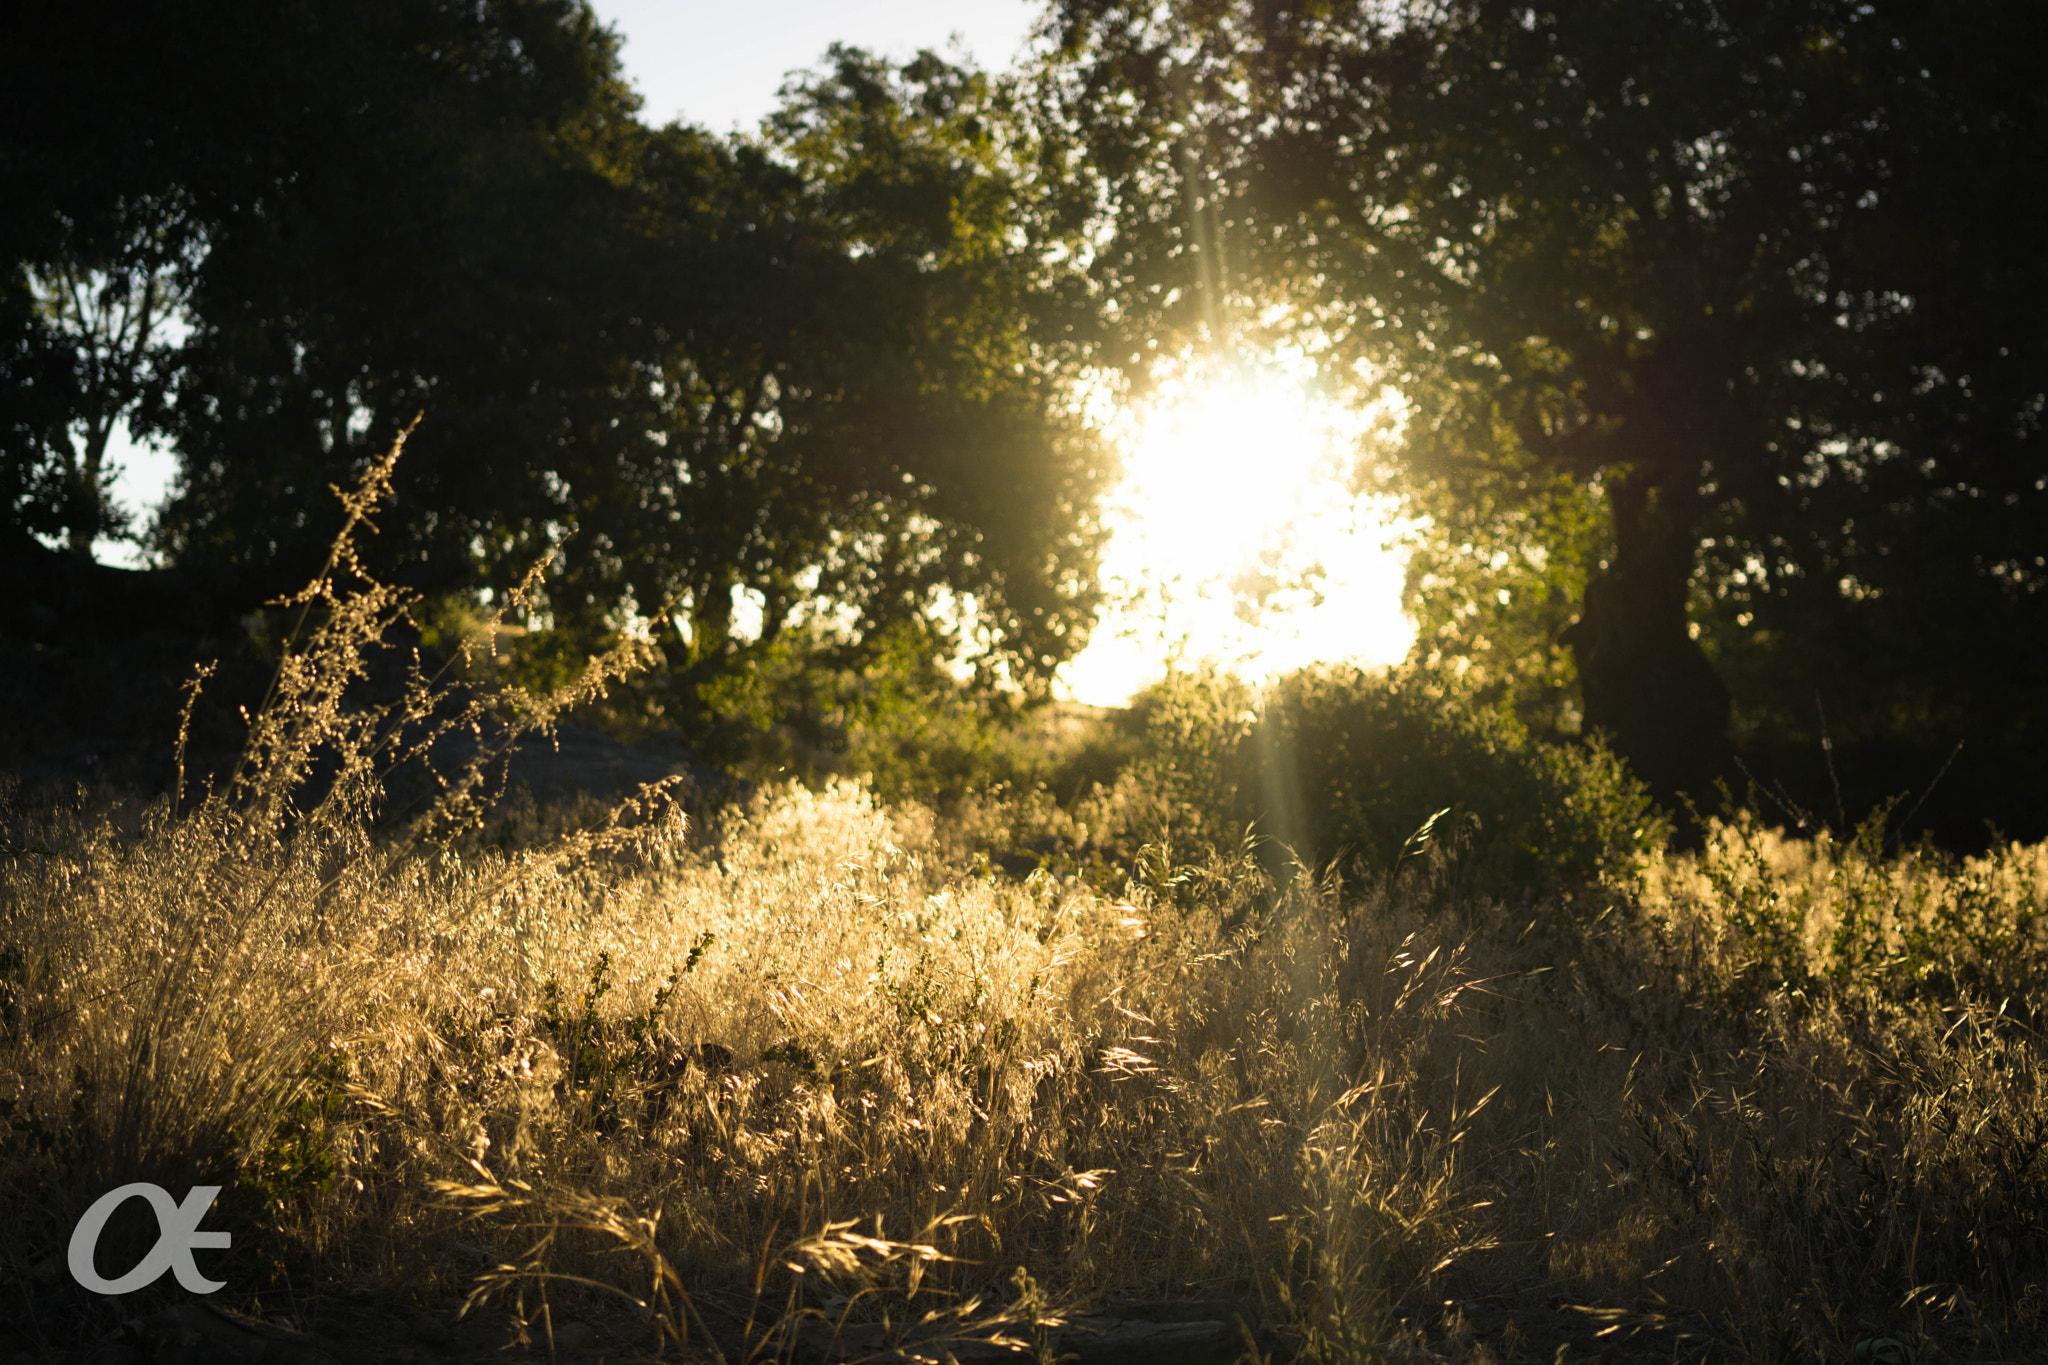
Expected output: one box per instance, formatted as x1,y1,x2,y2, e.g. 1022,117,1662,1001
1114,373,1335,586
1058,359,1417,707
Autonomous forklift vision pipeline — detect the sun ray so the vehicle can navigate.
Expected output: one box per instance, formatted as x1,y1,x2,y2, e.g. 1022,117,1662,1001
1060,358,1417,706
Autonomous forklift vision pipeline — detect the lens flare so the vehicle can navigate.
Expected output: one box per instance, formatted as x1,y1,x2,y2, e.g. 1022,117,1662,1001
1059,361,1416,706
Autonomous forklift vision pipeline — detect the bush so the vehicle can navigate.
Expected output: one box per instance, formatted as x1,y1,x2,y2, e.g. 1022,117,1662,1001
669,619,1138,815
1103,662,1664,895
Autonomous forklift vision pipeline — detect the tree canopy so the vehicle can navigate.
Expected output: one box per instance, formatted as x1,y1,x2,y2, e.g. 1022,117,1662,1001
1043,0,2047,820
2,2,1112,727
9,0,2045,836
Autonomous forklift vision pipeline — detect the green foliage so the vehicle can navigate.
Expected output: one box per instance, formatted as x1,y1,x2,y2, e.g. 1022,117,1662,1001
533,945,703,1127
1401,473,1608,739
1044,0,2048,813
1645,797,2048,1009
4,9,1112,729
531,47,1112,712
218,1048,355,1280
1081,665,1258,859
681,615,1137,819
1110,663,1663,894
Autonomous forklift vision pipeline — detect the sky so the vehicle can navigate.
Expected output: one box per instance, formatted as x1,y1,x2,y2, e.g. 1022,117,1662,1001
100,0,1416,707
588,0,1046,133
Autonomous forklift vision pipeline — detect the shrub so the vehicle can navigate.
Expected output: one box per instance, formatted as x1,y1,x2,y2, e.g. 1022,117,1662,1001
1102,662,1664,895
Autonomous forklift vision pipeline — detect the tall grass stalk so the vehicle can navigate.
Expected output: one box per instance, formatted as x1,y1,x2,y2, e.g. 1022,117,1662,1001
1,447,2044,1359
0,428,656,1333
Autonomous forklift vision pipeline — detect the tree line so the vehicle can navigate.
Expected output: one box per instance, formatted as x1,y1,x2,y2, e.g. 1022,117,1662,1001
1042,0,2045,834
4,0,2042,841
2,0,1113,729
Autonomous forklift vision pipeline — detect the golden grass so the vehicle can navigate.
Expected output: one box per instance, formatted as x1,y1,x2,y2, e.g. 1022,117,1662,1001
3,450,2044,1361
10,761,2043,1361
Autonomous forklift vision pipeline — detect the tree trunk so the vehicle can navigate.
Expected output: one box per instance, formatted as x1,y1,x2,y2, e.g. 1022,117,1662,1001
1563,469,1729,804
65,416,113,556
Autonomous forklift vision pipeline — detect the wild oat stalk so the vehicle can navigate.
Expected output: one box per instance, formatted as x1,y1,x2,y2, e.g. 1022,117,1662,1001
0,421,667,1272
434,1161,1065,1365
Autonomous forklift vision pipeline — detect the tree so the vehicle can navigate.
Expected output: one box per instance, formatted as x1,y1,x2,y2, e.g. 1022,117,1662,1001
17,206,197,554
4,6,1112,725
533,49,1112,717
3,0,637,582
1042,0,2047,810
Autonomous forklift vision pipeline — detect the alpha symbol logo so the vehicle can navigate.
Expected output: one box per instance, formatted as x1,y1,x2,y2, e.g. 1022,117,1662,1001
67,1184,231,1294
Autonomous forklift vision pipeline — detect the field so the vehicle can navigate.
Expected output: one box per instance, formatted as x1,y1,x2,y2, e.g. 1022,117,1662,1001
12,4,2048,1360
2,573,2046,1364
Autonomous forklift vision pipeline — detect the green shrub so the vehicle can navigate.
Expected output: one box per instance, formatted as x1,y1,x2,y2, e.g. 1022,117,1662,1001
677,619,1138,815
1107,662,1664,894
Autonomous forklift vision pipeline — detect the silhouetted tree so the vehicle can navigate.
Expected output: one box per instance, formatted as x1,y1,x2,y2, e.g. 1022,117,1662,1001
526,49,1111,712
3,5,1111,724
1042,0,2046,811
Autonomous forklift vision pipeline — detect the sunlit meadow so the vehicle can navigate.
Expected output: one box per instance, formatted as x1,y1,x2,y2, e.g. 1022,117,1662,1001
4,455,2045,1362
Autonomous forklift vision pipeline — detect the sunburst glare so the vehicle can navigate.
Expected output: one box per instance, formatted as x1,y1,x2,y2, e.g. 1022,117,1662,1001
1059,359,1417,706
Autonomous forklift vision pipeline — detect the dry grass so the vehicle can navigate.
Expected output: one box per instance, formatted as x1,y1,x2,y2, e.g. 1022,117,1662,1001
2,453,2045,1362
